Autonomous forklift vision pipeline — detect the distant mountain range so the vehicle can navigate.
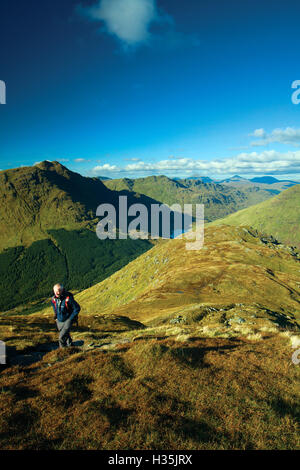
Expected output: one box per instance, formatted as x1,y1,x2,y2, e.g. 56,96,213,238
216,175,299,194
127,174,300,186
176,174,299,185
249,176,297,184
219,174,248,182
103,175,278,222
173,174,299,193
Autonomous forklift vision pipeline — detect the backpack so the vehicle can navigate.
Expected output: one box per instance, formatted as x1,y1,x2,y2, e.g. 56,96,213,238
65,292,81,326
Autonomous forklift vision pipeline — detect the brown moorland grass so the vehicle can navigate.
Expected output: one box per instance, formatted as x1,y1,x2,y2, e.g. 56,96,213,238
0,333,299,450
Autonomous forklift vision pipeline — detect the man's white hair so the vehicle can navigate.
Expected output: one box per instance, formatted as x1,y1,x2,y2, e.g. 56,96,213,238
53,283,64,291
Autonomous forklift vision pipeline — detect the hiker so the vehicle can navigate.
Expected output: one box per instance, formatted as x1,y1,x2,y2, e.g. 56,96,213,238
51,283,80,348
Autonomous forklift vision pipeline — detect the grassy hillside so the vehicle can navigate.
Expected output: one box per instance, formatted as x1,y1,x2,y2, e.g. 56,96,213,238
1,224,299,449
17,223,300,330
0,160,112,250
209,184,300,248
104,175,275,222
0,161,154,309
72,224,300,328
0,231,150,310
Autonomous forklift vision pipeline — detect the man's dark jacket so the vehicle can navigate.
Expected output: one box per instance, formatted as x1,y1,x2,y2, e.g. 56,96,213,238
51,291,80,322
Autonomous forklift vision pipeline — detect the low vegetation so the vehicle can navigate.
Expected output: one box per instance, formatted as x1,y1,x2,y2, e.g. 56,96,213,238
0,321,299,450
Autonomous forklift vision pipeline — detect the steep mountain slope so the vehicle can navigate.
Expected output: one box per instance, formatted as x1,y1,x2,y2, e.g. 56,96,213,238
0,160,114,250
209,184,300,248
103,175,275,222
75,225,300,332
0,161,154,309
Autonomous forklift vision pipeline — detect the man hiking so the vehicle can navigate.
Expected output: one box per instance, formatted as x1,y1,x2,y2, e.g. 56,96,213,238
51,283,80,348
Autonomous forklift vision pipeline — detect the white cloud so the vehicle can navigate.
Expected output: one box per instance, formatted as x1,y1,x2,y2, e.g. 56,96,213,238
250,127,300,147
250,128,266,138
78,0,199,49
74,158,86,162
91,150,300,177
90,0,155,45
93,163,120,172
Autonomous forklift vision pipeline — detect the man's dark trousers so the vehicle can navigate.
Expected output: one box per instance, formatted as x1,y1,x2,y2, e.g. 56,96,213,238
56,318,73,348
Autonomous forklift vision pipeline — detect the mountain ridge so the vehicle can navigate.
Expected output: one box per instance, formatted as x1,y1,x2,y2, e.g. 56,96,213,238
209,183,300,248
0,161,154,309
73,224,300,330
103,174,276,222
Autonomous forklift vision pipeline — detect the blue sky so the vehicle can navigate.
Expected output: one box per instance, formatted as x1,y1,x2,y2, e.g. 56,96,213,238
1,0,300,180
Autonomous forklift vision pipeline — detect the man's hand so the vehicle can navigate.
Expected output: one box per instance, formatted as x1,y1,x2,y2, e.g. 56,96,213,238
71,316,78,327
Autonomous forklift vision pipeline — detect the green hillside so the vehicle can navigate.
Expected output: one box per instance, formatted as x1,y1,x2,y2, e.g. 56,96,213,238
73,224,300,329
209,184,300,248
0,161,153,310
1,223,299,450
104,175,275,222
0,160,112,250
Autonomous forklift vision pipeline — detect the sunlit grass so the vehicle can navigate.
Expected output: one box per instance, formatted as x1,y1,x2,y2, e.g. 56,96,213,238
0,331,299,450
